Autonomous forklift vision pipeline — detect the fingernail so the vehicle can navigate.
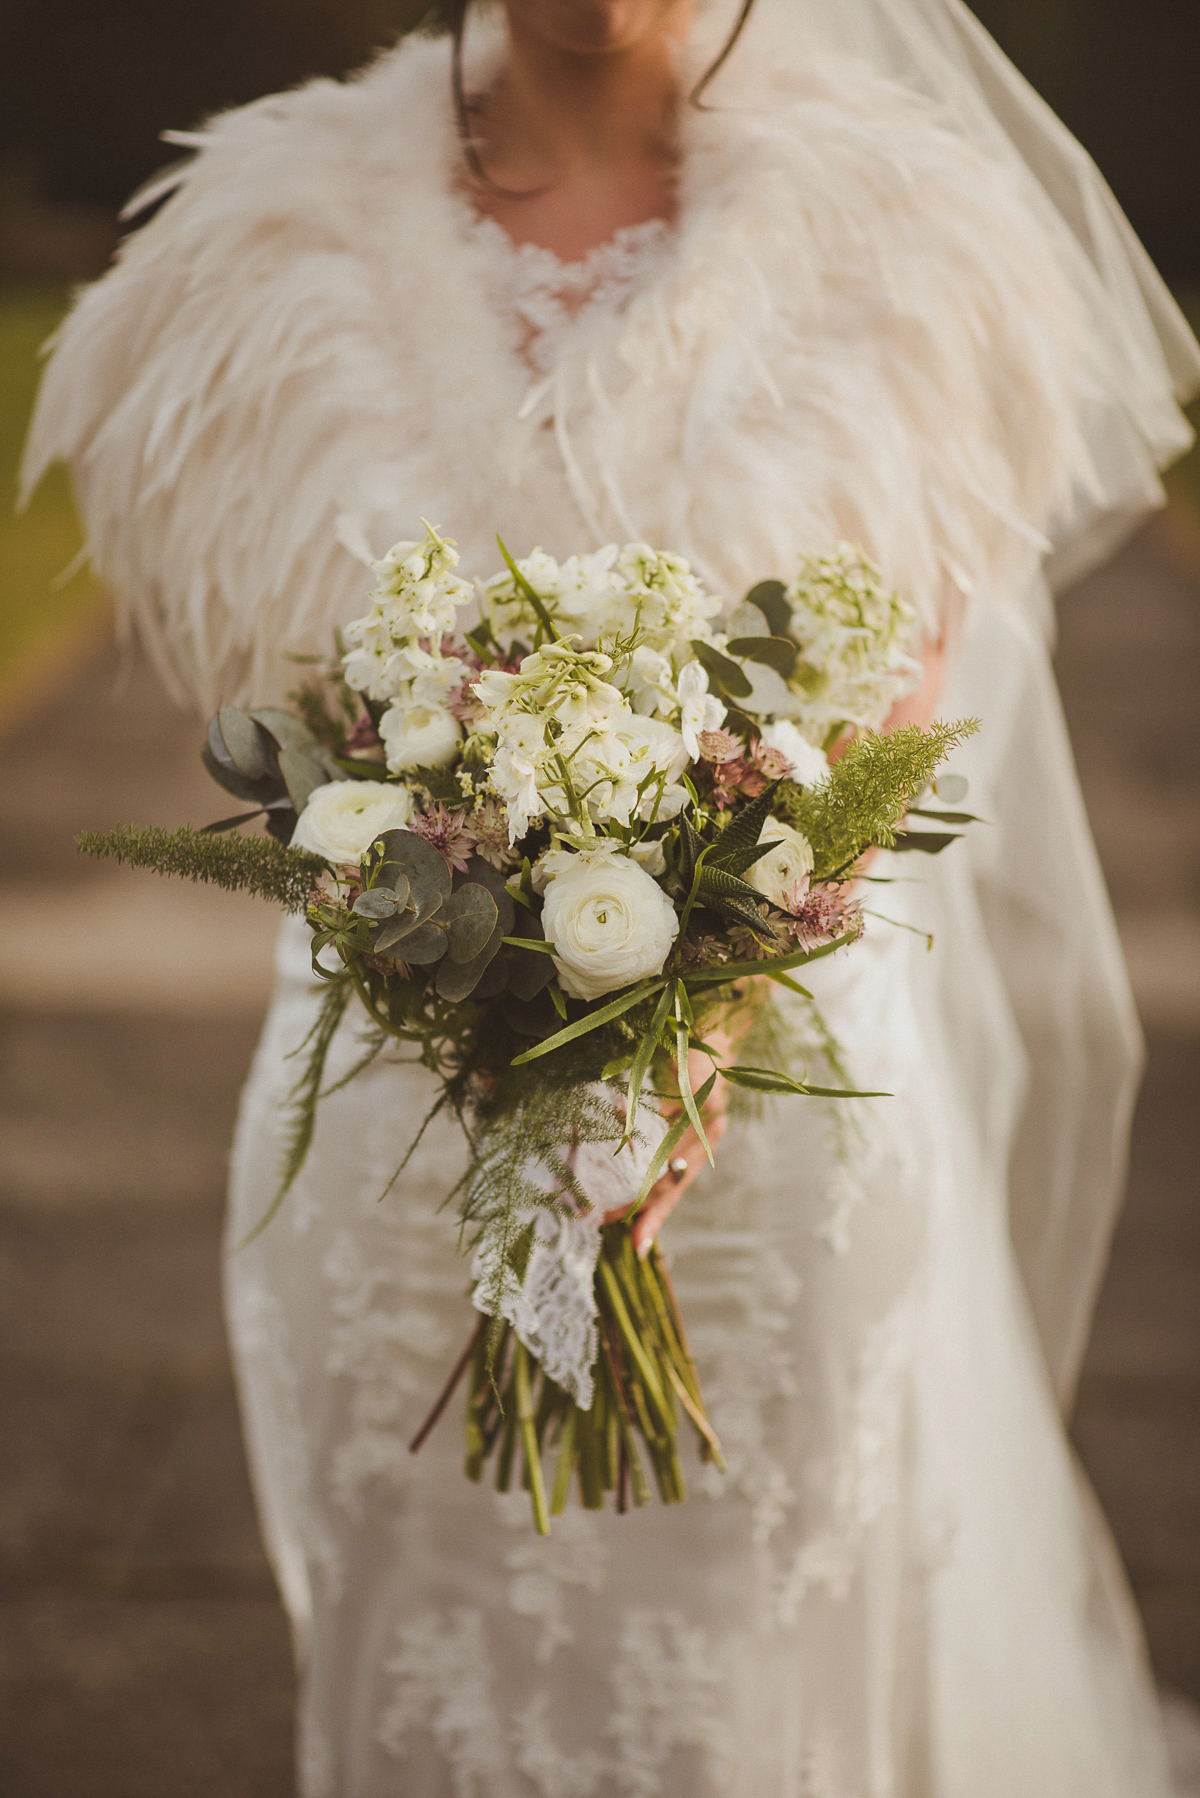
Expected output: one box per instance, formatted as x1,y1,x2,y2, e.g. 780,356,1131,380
637,1235,654,1261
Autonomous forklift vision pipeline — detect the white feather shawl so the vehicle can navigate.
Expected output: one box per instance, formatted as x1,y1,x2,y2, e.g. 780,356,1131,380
20,30,1155,709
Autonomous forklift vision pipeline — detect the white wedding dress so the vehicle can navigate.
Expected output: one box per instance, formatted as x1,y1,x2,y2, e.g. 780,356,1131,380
24,4,1200,1793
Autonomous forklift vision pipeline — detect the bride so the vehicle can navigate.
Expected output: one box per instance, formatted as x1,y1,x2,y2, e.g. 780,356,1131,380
24,0,1200,1792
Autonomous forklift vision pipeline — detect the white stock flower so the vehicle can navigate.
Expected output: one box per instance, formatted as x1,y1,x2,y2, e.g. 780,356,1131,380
758,720,829,787
473,641,689,840
342,523,473,704
675,659,727,760
629,837,667,876
784,543,922,733
291,779,413,865
541,851,678,1001
380,700,462,773
491,714,545,840
747,819,815,909
478,542,723,677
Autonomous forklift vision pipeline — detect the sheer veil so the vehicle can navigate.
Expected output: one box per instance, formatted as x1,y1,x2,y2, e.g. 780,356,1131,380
693,0,1200,587
692,0,1200,1409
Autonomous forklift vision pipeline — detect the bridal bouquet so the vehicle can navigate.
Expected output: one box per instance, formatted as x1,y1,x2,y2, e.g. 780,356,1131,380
82,525,976,1531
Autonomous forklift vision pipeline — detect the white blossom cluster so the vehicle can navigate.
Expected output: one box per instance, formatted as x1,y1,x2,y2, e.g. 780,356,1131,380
479,542,723,717
480,541,721,653
782,543,922,738
471,641,691,845
342,526,473,774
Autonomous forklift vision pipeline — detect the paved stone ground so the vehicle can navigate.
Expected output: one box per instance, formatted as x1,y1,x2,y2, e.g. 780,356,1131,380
0,516,1197,1793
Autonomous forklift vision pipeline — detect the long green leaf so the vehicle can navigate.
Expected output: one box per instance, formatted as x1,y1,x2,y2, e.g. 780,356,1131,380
497,536,560,643
681,929,860,987
720,1064,887,1099
629,1073,716,1212
622,983,673,1144
673,983,713,1166
764,968,813,998
510,978,667,1065
889,829,962,854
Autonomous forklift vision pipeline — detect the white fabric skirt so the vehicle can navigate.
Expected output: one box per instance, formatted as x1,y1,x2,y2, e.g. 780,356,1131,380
226,876,1180,1797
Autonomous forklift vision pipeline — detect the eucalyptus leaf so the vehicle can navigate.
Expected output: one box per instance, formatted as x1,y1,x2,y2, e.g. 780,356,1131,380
470,953,510,1001
435,919,504,1000
743,579,792,637
217,704,272,781
505,907,556,1002
738,660,794,716
725,635,797,675
458,856,516,938
370,829,452,918
390,922,447,964
443,884,500,962
352,888,400,920
278,746,330,814
201,809,267,834
250,707,317,752
201,738,277,804
372,904,434,951
689,638,753,700
934,774,968,804
725,602,771,640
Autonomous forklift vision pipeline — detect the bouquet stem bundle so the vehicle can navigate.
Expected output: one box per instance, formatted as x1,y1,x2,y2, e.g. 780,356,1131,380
412,1224,722,1534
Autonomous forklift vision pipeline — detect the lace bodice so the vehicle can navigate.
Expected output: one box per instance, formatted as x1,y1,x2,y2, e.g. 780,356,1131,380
469,215,672,374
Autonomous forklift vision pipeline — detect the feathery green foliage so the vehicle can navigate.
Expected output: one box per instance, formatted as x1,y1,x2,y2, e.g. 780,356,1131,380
776,718,978,879
76,823,325,911
238,975,354,1246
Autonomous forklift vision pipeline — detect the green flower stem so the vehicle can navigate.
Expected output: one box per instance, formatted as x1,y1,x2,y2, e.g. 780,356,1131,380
549,1406,576,1515
595,1258,673,1440
493,1356,520,1493
514,1342,551,1535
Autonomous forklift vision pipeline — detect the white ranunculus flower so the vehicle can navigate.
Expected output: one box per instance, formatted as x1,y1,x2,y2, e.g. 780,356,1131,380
380,699,463,773
758,720,829,787
541,852,678,1001
291,779,414,864
747,819,815,910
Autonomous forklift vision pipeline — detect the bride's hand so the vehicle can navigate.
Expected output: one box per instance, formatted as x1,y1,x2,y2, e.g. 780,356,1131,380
602,1037,730,1256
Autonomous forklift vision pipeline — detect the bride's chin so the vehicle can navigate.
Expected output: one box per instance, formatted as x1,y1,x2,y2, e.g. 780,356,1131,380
504,0,690,56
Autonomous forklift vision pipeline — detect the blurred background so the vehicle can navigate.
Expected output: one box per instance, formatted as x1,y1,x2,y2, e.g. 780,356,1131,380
0,3,1198,1792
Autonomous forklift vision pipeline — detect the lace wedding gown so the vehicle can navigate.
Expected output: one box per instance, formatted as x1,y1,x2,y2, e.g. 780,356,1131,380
23,10,1200,1794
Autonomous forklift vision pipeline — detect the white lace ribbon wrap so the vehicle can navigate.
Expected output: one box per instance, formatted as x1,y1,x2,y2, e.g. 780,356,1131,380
469,1099,669,1408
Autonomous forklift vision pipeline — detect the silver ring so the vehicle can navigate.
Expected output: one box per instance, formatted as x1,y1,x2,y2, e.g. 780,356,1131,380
669,1156,688,1182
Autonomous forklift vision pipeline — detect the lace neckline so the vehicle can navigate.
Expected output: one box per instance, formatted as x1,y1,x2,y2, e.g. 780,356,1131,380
468,214,673,375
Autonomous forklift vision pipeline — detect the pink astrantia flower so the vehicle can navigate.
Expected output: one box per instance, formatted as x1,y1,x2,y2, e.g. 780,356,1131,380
750,740,791,782
783,883,864,949
469,796,517,870
696,727,744,765
345,711,383,754
411,803,475,873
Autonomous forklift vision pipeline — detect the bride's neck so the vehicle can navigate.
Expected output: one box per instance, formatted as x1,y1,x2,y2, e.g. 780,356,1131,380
468,3,693,261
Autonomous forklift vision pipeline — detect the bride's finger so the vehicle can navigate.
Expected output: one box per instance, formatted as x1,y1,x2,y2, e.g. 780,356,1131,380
628,1112,728,1254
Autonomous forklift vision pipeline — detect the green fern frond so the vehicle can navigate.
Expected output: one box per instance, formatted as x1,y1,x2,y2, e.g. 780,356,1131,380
777,719,978,879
